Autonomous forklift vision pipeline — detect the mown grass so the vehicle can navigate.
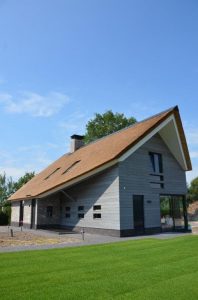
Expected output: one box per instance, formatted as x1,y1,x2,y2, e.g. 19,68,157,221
0,236,198,299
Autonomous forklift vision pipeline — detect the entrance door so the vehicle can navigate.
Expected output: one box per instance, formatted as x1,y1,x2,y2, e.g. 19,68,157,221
133,195,144,234
31,199,36,229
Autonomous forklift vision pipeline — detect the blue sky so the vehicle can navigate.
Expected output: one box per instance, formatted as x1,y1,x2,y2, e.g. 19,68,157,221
0,0,198,183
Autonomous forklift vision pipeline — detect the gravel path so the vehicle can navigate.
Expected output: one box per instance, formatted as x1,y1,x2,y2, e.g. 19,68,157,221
0,226,194,253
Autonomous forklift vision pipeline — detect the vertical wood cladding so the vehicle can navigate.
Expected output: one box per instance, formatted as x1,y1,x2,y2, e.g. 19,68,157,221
119,133,187,230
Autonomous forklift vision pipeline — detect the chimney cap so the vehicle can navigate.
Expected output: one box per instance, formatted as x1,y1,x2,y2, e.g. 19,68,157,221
70,134,84,140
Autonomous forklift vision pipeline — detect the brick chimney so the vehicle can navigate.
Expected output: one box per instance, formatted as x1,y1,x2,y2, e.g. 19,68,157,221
70,134,84,152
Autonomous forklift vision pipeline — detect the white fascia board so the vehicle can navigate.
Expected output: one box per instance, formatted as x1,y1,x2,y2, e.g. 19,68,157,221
118,114,188,170
38,159,118,199
118,115,174,162
169,117,188,170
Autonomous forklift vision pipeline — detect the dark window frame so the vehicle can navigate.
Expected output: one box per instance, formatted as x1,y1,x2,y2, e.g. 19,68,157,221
149,152,163,174
78,206,84,211
93,213,101,219
150,182,164,189
93,205,101,211
78,213,84,219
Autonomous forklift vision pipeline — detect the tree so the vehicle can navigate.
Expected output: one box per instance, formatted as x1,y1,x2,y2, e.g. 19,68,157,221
0,173,15,205
13,172,35,192
0,173,15,225
0,172,35,225
84,110,137,143
188,177,198,203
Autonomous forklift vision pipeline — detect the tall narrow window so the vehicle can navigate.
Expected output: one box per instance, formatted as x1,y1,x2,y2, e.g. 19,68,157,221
149,152,163,173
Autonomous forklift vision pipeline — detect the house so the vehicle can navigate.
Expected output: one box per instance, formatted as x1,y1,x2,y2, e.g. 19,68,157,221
9,106,192,237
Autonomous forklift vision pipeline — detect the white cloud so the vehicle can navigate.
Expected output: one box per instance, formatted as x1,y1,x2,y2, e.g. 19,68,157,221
0,166,27,179
125,101,165,121
59,111,89,133
0,91,70,117
0,142,60,180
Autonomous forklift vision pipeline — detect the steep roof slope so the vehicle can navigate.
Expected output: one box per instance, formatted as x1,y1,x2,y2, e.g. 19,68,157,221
9,106,191,201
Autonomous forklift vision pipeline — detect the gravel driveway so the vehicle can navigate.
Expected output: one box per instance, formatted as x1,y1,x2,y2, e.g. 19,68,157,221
0,226,193,253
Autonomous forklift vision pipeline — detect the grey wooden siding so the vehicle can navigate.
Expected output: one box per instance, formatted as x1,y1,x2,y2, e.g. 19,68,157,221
11,201,20,224
37,195,61,225
23,200,32,224
59,165,120,230
119,133,187,230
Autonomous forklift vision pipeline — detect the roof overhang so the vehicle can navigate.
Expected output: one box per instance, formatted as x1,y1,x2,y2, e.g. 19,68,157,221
9,106,191,202
35,159,119,199
119,114,189,171
37,111,190,199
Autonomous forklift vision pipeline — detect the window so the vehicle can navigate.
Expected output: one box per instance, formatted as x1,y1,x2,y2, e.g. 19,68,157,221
46,206,53,217
65,207,70,212
149,152,163,173
150,175,163,182
93,205,101,210
78,206,84,211
93,213,101,219
150,182,164,189
78,213,84,219
62,161,81,175
150,174,164,187
65,213,70,218
45,168,60,180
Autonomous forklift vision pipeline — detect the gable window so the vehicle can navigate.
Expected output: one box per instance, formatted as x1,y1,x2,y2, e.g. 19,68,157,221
149,152,163,173
46,206,53,217
65,207,70,212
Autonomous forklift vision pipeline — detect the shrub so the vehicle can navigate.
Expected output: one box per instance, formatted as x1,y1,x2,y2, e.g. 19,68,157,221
0,211,9,225
3,202,11,224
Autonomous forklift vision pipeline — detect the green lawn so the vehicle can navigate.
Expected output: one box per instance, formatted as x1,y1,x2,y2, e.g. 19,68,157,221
0,236,198,300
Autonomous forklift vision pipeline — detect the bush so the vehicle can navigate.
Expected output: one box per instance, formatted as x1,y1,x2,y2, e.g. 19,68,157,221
3,202,11,224
0,211,9,225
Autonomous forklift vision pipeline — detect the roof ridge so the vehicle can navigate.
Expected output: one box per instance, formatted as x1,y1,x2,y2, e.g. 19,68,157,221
72,105,177,152
9,104,192,201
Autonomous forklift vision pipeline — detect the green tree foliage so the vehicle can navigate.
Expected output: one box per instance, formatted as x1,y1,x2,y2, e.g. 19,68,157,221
0,173,15,205
84,110,137,143
0,173,15,225
188,177,198,203
13,172,35,192
0,172,35,225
